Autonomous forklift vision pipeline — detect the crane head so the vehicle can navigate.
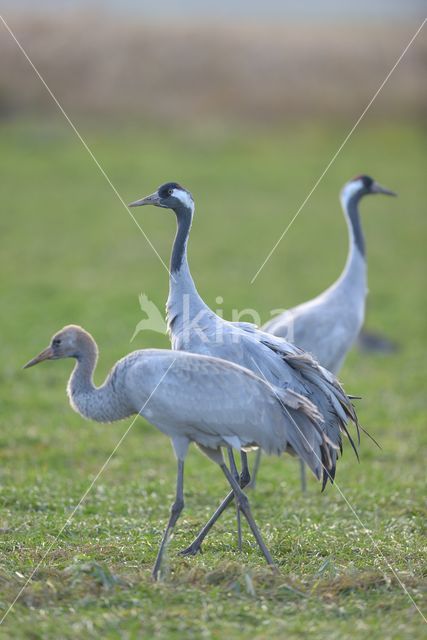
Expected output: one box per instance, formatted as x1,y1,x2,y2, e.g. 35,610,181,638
128,182,194,212
24,325,93,368
341,175,397,203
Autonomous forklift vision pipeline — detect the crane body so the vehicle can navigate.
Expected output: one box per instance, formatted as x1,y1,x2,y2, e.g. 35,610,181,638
129,182,360,555
25,325,331,578
261,175,396,488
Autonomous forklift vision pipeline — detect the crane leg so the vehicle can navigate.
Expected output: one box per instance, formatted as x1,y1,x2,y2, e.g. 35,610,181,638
227,449,242,551
247,449,262,489
240,451,251,486
299,459,307,493
220,462,277,569
152,459,184,581
227,447,240,482
179,451,251,557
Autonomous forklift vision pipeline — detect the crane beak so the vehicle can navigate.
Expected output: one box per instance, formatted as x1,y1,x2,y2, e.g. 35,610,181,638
128,192,162,207
23,346,53,369
371,182,397,197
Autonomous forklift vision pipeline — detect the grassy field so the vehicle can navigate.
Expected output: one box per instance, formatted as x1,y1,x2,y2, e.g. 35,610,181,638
0,118,426,638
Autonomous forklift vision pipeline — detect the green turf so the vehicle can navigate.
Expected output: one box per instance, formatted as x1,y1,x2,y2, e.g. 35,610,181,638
0,118,426,639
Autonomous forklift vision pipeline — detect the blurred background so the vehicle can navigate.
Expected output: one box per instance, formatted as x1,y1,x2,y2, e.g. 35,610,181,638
0,2,426,636
1,2,426,122
1,1,425,362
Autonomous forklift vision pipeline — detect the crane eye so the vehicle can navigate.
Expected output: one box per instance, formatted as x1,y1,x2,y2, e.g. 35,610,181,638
53,338,61,346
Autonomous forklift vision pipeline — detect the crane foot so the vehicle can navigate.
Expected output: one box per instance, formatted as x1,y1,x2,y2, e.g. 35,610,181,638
178,541,203,557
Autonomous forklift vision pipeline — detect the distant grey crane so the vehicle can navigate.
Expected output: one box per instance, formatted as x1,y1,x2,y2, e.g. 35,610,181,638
129,182,360,557
25,324,332,578
261,175,396,490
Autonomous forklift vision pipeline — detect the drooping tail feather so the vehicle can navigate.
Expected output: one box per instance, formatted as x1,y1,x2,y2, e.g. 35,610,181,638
283,351,361,458
260,336,361,487
277,387,323,425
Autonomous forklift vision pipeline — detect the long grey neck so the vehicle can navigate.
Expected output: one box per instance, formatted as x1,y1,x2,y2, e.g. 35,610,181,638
336,191,367,291
345,193,365,257
168,204,208,307
171,204,193,274
67,341,133,423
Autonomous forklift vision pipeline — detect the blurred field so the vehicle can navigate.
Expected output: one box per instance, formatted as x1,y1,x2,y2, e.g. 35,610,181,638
0,12,426,122
0,116,425,638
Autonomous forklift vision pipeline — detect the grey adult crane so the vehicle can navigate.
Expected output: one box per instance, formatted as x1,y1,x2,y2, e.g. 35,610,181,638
128,182,360,557
261,175,396,490
25,324,330,579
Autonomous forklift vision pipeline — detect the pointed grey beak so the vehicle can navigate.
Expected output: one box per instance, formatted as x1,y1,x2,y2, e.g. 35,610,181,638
23,346,53,369
371,182,397,197
128,192,161,207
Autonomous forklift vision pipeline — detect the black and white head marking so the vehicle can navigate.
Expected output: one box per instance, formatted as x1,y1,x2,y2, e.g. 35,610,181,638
341,175,373,204
158,182,194,211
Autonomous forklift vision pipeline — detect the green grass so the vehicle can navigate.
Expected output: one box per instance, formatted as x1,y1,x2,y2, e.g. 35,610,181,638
0,118,426,639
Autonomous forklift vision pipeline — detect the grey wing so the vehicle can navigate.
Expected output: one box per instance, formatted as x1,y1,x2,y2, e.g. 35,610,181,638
188,332,341,482
165,358,288,449
138,354,315,457
229,320,260,331
258,333,360,488
169,317,360,486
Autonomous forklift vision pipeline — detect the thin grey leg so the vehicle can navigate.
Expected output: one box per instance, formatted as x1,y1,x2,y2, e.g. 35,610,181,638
228,449,242,551
299,459,307,494
179,451,251,557
152,459,184,580
220,462,277,569
239,451,251,486
248,449,262,489
228,447,240,481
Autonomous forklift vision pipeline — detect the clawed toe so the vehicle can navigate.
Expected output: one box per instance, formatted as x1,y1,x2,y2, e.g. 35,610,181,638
178,543,202,557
